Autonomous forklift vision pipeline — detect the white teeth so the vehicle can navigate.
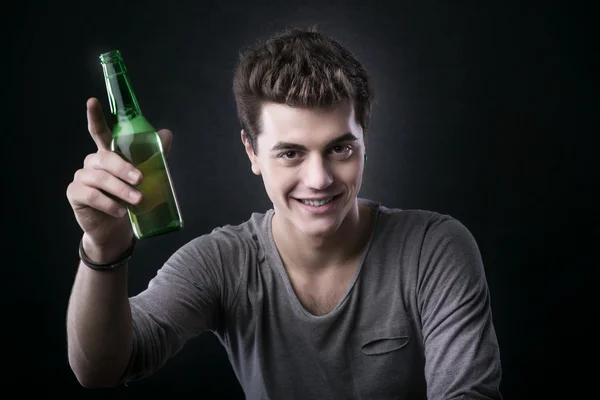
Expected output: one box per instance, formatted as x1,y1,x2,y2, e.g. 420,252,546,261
300,196,333,206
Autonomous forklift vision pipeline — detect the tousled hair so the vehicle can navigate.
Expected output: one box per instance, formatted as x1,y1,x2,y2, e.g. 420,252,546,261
232,26,374,153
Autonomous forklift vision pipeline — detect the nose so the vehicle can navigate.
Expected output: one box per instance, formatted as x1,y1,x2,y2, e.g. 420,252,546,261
302,155,333,190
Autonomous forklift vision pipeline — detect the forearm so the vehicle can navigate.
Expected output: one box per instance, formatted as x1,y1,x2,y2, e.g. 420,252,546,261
66,260,133,388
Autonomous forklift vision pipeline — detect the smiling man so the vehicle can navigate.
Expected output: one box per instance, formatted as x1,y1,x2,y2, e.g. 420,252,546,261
243,102,373,318
66,27,503,399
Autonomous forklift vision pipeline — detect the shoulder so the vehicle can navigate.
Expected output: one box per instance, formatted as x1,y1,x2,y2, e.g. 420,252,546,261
364,198,460,243
164,210,272,275
365,198,479,267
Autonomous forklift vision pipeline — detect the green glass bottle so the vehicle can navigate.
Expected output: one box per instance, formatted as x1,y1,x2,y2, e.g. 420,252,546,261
99,50,183,240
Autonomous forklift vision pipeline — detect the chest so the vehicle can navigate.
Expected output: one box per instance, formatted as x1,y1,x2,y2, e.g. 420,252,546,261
289,266,357,316
229,267,426,399
294,283,347,316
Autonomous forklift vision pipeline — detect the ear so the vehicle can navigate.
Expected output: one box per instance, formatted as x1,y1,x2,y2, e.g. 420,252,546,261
241,130,261,176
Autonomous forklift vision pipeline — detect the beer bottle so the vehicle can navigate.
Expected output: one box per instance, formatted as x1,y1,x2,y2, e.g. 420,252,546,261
99,50,183,239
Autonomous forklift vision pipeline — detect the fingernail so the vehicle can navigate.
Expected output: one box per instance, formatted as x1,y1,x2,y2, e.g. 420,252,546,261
128,170,141,182
129,191,141,202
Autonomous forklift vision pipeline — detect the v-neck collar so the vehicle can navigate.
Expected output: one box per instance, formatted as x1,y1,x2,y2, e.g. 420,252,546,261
263,198,381,320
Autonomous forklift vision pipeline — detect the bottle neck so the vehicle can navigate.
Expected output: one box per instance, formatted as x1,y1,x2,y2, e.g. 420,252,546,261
101,56,142,123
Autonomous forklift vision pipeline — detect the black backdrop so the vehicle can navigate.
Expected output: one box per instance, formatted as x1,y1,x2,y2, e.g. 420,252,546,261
6,0,596,398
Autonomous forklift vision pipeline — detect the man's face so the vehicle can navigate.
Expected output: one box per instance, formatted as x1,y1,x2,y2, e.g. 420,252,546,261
242,101,365,239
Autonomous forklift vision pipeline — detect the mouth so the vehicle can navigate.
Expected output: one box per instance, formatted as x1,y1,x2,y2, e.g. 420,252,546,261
293,194,342,208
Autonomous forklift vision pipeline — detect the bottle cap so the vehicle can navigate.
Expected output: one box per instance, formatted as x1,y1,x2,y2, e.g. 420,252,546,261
99,50,122,64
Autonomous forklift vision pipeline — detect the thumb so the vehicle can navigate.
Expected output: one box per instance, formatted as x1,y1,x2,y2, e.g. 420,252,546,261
157,129,173,157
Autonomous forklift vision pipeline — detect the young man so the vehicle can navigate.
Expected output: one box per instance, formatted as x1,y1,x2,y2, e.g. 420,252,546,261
66,27,503,399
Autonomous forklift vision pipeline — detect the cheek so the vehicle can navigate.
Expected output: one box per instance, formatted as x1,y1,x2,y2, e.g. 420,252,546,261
263,163,297,194
337,162,363,187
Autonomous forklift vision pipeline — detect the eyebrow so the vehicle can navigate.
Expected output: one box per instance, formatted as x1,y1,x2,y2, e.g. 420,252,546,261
270,132,359,152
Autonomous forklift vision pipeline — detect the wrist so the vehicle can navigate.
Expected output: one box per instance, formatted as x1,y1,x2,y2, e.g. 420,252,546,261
80,234,136,269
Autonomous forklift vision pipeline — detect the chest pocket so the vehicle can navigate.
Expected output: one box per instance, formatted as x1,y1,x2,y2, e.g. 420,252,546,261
350,323,426,399
361,332,409,355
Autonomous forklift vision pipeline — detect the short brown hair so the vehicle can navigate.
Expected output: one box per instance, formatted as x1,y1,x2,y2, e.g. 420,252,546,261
232,26,374,153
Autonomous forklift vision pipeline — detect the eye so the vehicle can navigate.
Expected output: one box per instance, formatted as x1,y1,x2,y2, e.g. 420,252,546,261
279,151,299,160
330,144,353,157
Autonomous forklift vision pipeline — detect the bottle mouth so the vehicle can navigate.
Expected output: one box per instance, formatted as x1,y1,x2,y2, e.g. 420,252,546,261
99,50,122,64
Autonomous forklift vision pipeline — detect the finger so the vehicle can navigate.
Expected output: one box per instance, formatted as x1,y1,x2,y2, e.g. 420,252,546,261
86,97,112,151
83,150,143,186
67,180,128,219
74,168,143,207
157,129,173,157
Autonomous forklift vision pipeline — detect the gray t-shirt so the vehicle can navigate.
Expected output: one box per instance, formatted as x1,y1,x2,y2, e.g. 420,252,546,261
120,198,503,399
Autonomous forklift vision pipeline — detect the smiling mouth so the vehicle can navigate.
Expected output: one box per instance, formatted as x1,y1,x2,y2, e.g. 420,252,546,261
294,194,341,207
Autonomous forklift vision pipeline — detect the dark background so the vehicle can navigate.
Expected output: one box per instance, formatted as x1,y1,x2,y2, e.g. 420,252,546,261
6,0,596,398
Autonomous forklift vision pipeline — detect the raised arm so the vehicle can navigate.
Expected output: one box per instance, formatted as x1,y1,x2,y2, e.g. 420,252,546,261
65,98,174,387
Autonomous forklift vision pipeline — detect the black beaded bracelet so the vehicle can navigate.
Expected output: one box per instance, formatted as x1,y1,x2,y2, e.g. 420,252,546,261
78,237,136,271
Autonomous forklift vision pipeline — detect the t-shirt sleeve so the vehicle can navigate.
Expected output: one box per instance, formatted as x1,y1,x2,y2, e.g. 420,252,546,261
417,216,503,399
117,228,247,384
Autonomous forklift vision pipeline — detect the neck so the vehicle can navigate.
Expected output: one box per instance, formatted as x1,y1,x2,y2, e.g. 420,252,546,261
272,200,372,275
101,52,142,124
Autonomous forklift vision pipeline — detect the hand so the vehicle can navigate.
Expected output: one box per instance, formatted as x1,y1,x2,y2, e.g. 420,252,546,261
66,97,173,261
